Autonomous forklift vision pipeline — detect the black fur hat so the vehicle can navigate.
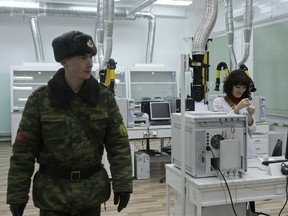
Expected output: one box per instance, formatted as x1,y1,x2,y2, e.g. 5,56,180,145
52,31,97,62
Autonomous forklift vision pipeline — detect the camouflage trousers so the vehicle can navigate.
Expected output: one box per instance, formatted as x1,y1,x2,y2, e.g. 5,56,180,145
39,206,100,216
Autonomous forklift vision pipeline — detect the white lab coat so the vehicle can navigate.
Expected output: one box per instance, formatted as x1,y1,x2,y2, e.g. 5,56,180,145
213,97,257,159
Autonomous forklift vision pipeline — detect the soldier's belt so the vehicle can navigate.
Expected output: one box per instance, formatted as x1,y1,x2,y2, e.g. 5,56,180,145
39,164,102,182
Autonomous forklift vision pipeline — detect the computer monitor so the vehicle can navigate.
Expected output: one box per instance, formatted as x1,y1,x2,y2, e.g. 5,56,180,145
149,101,171,121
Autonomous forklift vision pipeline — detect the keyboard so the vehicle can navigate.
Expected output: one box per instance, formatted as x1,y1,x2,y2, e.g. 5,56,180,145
150,121,171,126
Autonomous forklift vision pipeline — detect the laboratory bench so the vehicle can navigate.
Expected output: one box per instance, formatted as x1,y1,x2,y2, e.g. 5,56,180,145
165,157,288,216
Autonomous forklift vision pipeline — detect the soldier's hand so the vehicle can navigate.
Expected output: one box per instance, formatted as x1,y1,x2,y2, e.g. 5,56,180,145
10,203,26,216
114,192,130,212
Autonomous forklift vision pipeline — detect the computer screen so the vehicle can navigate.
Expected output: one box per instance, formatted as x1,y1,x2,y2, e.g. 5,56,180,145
149,101,171,121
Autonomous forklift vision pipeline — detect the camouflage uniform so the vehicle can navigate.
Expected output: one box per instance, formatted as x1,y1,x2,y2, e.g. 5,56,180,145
7,68,133,214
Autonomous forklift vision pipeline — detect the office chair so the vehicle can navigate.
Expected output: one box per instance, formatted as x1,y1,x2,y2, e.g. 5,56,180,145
272,139,283,157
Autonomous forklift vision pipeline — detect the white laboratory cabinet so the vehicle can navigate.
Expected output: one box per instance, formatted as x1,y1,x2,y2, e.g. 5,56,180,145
102,66,129,98
10,63,132,177
251,133,269,158
11,64,61,113
10,64,61,142
128,64,178,103
10,63,129,141
96,65,129,98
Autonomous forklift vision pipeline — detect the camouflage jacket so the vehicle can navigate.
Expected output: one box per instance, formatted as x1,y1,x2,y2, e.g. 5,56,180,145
7,68,133,211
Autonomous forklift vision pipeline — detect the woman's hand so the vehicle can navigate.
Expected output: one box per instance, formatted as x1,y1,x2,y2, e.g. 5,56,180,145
237,98,251,109
233,98,251,114
246,105,255,126
247,106,255,116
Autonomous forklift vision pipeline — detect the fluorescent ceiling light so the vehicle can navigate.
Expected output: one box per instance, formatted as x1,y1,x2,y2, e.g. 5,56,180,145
154,0,193,6
0,1,38,8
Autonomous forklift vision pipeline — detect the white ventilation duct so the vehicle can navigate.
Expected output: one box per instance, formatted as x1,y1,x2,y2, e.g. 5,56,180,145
96,0,115,70
29,16,44,62
127,0,157,16
0,1,156,63
224,0,237,71
144,12,156,63
190,0,218,102
238,0,253,68
223,0,253,70
192,0,218,61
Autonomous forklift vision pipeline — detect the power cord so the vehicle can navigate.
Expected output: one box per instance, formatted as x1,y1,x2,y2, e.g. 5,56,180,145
208,145,273,216
206,146,238,216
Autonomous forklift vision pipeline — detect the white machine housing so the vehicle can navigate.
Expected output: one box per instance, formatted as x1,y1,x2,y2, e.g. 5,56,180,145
134,112,149,126
171,112,248,178
251,96,266,123
134,151,150,179
116,97,135,128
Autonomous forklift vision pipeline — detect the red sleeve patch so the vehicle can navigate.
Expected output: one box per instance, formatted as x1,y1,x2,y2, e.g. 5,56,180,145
15,131,25,145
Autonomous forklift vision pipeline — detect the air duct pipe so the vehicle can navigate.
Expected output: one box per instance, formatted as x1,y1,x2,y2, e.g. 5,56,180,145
192,0,218,62
238,0,253,68
0,1,156,64
127,0,157,16
102,0,115,67
96,0,106,70
191,0,218,102
143,12,156,63
29,16,44,62
224,0,237,71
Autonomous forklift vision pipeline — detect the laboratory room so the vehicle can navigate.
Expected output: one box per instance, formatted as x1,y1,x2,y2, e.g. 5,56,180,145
1,0,288,215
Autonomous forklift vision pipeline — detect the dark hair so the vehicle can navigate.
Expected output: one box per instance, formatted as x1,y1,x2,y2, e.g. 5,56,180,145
223,69,252,99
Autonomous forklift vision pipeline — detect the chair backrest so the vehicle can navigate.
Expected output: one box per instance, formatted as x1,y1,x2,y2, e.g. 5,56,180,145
272,139,283,157
285,131,288,159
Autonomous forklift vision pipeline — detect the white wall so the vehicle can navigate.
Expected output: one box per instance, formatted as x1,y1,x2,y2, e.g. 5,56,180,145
1,0,288,135
0,8,192,135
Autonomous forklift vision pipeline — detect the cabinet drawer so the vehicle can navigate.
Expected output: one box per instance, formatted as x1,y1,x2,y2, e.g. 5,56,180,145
252,137,268,144
255,124,270,133
254,142,268,153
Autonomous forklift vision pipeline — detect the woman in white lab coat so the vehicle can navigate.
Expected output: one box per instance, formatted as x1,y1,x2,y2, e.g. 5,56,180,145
213,69,257,159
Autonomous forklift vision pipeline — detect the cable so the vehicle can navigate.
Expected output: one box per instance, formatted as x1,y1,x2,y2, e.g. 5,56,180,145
247,166,267,172
278,174,288,216
211,165,229,204
207,146,238,216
